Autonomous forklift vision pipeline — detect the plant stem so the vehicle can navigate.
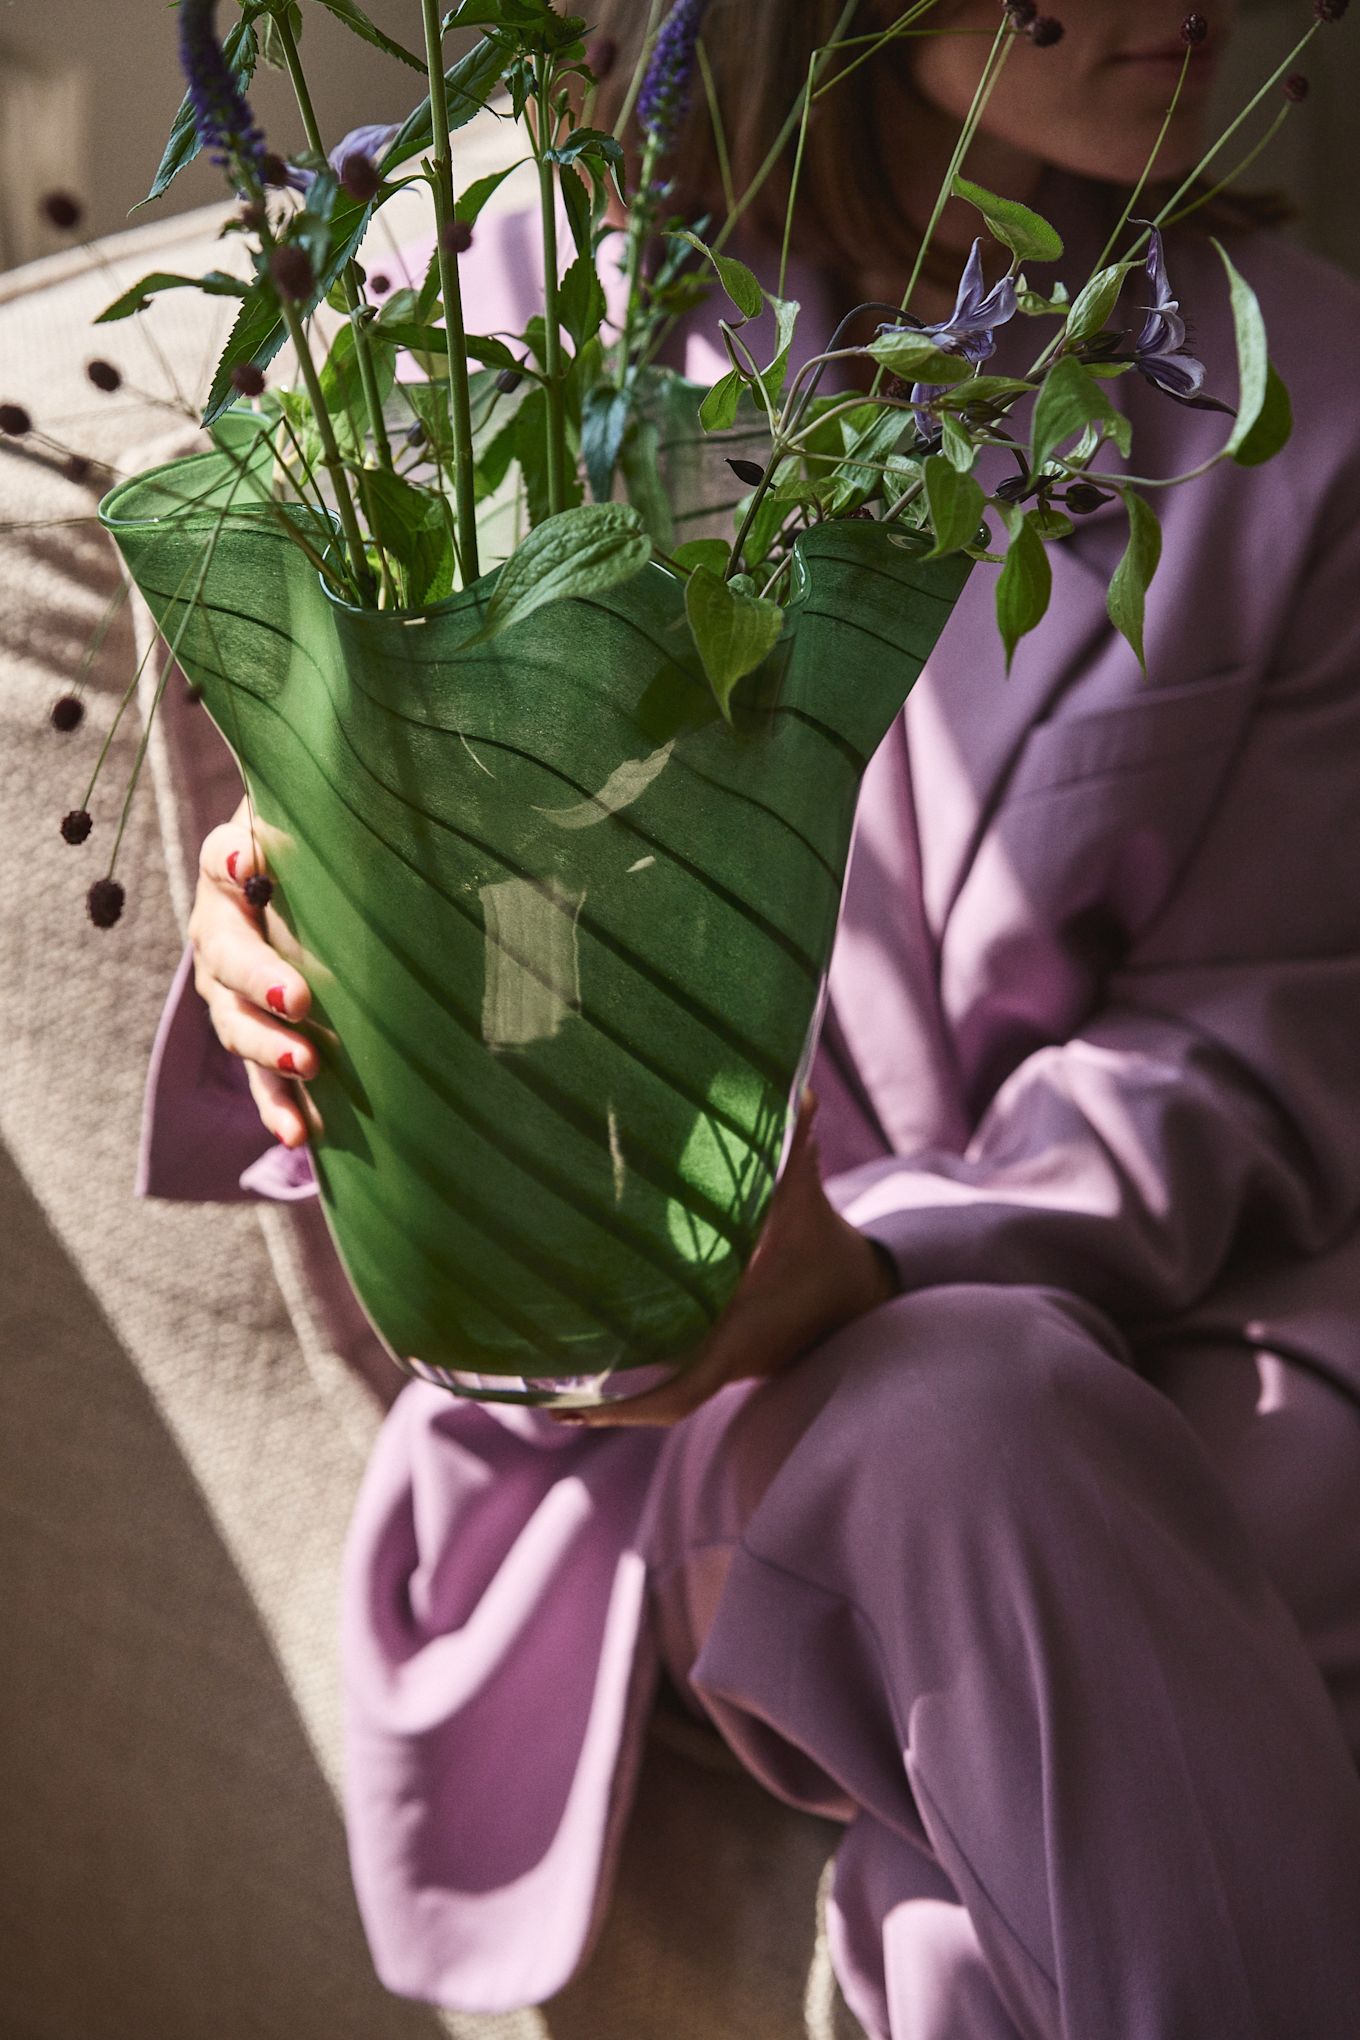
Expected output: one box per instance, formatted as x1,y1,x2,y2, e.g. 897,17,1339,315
420,0,481,583
536,57,570,515
615,130,660,390
275,288,374,601
275,11,393,472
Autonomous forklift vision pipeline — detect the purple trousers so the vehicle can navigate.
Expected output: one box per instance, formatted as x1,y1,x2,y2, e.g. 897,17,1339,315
643,1285,1360,2039
343,1281,1360,2038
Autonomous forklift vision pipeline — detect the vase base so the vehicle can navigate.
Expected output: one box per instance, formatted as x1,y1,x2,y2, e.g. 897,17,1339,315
402,1356,685,1410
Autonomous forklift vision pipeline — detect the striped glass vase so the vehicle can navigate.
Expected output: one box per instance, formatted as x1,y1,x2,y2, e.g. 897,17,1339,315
102,444,969,1407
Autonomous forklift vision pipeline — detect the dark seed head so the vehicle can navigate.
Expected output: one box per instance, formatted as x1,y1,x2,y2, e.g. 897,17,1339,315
86,359,122,393
243,873,274,909
230,361,267,397
87,876,125,928
239,199,268,233
261,151,293,188
440,218,474,257
340,151,381,204
0,402,33,436
269,243,315,302
41,190,84,231
1283,70,1311,99
1006,0,1038,23
494,365,524,394
727,458,766,487
50,695,84,732
369,271,391,296
404,419,428,449
1314,0,1349,18
586,33,619,79
1181,13,1208,45
1029,14,1064,46
62,452,94,485
61,808,93,845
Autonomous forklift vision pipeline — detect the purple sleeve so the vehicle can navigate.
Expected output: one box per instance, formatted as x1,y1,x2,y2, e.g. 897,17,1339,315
828,463,1360,1321
138,944,317,1203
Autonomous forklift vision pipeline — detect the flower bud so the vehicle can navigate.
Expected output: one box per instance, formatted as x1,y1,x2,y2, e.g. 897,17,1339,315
50,695,85,732
1029,15,1064,45
244,873,275,910
1065,481,1112,515
87,877,125,929
230,362,267,397
727,458,766,487
1006,0,1038,24
340,151,381,204
1181,14,1209,45
495,365,525,394
369,272,392,297
40,191,83,231
1283,71,1310,101
270,243,315,301
61,809,93,845
405,420,428,449
1314,0,1349,18
0,402,32,436
440,218,474,257
86,360,122,393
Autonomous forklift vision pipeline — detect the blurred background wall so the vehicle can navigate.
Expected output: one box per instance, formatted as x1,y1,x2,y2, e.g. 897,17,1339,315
0,0,1356,275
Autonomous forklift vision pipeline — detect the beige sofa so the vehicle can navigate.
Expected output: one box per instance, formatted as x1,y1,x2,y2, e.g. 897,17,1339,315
0,199,863,2038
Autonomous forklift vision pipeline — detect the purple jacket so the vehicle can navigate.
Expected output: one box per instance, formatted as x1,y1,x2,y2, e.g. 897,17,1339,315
138,182,1360,2008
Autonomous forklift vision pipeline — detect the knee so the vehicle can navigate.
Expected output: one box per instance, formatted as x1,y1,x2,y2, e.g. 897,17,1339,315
820,1281,1140,1484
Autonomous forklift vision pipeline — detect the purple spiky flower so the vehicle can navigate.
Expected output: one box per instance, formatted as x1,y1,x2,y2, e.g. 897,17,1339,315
637,0,711,152
179,0,267,185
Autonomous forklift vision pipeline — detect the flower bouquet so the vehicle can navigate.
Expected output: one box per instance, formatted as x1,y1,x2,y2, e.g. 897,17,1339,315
22,0,1335,1403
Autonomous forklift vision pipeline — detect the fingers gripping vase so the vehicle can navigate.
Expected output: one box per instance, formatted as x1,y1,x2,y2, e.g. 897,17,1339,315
102,448,970,1406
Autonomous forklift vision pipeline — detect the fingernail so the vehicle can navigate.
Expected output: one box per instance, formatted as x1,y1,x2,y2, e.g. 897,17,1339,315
226,850,239,881
266,985,288,1015
278,1050,298,1075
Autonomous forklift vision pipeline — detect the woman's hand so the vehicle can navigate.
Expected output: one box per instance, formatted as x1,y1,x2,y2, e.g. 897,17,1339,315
549,1093,898,1430
187,802,319,1149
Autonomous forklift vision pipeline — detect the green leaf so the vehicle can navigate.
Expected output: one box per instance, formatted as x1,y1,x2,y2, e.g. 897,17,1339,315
1016,276,1070,317
560,162,594,260
1065,263,1131,344
684,567,785,718
939,413,976,474
1107,489,1162,673
617,417,674,550
310,0,426,69
455,160,527,225
95,270,250,323
699,369,744,431
545,125,624,170
867,330,971,385
995,505,1053,672
934,374,1035,413
671,230,763,320
1031,354,1130,476
1231,358,1292,468
922,455,985,557
136,19,258,211
471,503,651,646
1213,239,1271,461
952,175,1064,264
672,538,730,577
581,384,631,501
385,34,510,174
756,294,800,407
558,252,606,351
318,321,395,452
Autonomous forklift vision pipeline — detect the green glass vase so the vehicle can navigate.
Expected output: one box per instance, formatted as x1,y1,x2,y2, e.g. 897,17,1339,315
102,444,969,1406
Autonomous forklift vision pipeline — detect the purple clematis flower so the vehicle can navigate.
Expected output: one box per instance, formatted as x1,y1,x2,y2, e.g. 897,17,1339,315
1132,224,1207,400
881,238,1018,437
292,122,401,199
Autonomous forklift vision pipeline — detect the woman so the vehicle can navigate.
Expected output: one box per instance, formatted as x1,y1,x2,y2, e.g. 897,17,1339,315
150,2,1360,2032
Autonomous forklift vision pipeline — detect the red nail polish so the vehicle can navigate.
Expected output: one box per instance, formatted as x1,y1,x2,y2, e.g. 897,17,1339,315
226,850,239,881
278,1051,297,1075
266,985,288,1015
